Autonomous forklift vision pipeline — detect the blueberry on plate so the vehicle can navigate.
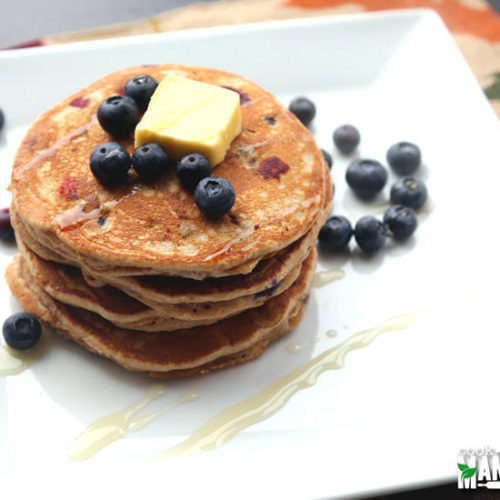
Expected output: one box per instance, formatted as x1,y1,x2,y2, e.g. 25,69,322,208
90,142,131,186
3,312,42,350
288,97,316,127
0,108,4,132
383,205,418,240
132,143,169,181
386,142,421,176
176,153,211,191
321,149,333,169
345,159,388,199
97,95,139,138
124,75,158,112
194,177,235,219
390,177,428,210
318,215,353,252
333,124,360,154
0,208,15,242
354,216,387,253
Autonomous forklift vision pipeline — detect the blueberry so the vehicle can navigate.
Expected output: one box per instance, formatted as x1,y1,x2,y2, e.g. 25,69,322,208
289,97,316,127
321,149,333,169
383,205,418,240
354,216,387,253
0,108,4,132
124,75,158,112
3,312,42,350
390,177,428,210
176,153,211,191
89,142,131,186
97,95,139,138
333,124,360,154
132,143,169,181
345,159,388,199
0,208,15,242
194,177,235,219
387,142,421,175
318,215,353,252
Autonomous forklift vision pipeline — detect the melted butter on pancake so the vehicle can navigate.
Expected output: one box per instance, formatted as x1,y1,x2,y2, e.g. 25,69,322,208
135,73,242,167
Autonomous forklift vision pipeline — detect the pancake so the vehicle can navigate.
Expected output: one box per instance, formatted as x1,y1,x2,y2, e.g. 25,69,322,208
92,212,321,303
11,64,327,279
8,64,331,378
18,249,211,332
6,250,316,378
13,188,328,306
19,239,305,329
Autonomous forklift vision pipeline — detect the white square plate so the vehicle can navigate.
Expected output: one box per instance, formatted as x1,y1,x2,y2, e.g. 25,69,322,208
1,9,500,499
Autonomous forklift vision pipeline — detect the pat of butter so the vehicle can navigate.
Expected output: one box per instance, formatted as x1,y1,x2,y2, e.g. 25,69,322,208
135,73,242,166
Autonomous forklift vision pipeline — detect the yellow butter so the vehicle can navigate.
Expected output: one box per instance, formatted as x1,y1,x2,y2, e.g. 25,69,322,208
135,73,242,167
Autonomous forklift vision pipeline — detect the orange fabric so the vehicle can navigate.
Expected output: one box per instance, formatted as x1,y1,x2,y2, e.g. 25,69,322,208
285,0,500,41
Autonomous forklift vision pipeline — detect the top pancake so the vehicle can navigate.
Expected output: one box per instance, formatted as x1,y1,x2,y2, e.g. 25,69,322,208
11,65,327,278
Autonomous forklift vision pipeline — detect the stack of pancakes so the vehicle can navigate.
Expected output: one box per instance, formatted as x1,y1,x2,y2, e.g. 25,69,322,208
6,65,331,378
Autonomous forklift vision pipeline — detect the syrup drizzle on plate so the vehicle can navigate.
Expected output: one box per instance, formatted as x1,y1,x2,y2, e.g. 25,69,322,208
312,268,345,288
0,334,48,376
68,384,198,462
326,329,338,338
154,306,435,459
286,337,319,353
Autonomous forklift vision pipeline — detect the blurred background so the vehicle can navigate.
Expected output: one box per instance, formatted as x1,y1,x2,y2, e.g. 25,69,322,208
2,0,500,48
1,0,217,47
3,0,499,118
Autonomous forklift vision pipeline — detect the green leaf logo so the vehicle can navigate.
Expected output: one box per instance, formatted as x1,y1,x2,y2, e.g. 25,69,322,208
457,463,477,480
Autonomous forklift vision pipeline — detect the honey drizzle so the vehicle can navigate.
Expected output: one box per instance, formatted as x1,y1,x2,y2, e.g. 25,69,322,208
155,307,435,459
286,337,319,353
51,202,101,229
67,385,198,462
52,184,143,230
312,268,345,288
14,115,98,180
201,194,322,262
418,198,435,214
0,335,48,376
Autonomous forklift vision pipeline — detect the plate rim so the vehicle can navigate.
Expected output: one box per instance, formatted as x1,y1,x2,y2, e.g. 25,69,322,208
0,8,443,59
